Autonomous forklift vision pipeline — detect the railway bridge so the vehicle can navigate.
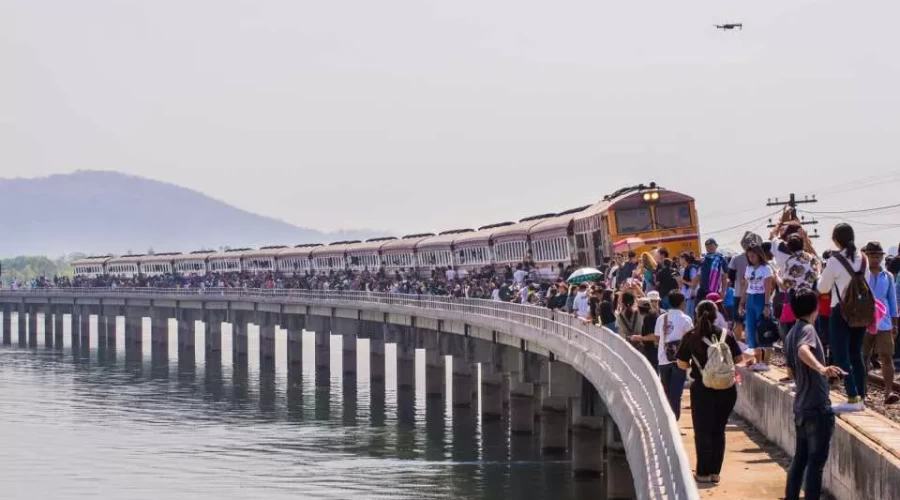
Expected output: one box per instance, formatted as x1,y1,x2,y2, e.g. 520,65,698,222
0,287,697,500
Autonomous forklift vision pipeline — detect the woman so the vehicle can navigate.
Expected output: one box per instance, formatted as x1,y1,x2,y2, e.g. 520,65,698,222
779,233,821,341
599,289,617,332
817,223,867,412
617,292,644,342
638,297,660,372
640,252,659,292
676,300,744,484
678,253,700,318
739,244,775,370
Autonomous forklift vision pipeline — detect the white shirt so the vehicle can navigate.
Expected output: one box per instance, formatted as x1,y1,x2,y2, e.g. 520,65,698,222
491,289,501,301
744,264,773,295
513,269,528,286
573,291,590,319
655,309,694,366
445,269,456,281
818,251,865,308
770,238,792,276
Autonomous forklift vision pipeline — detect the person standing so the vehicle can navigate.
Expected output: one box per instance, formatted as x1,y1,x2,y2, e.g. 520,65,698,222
818,223,868,412
698,238,728,302
616,252,639,290
779,234,822,341
784,288,841,500
631,297,661,372
676,300,743,484
862,242,899,404
655,259,680,309
573,283,591,320
599,289,618,332
678,253,700,317
617,292,644,342
654,291,694,420
740,244,775,370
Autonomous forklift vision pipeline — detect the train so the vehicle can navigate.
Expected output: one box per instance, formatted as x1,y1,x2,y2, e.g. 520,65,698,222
73,183,700,281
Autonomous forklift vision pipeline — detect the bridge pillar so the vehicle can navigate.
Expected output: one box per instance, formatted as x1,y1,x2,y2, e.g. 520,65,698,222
481,364,504,420
53,308,65,347
308,314,331,382
41,309,53,347
204,310,225,355
231,310,251,364
420,328,444,399
284,314,304,374
177,309,199,351
540,384,569,454
394,326,416,391
358,320,384,383
17,304,26,346
151,307,173,347
26,307,38,347
2,305,11,345
80,306,93,344
258,311,277,364
509,380,535,435
124,307,145,344
332,316,359,377
572,375,607,478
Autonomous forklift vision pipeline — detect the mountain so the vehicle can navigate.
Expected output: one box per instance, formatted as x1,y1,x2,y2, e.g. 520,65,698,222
0,170,388,257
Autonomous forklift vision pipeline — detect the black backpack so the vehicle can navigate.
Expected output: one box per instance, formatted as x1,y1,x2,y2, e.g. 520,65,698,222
833,253,876,329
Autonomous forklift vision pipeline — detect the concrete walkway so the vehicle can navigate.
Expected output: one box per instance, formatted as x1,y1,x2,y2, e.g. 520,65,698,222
678,391,795,500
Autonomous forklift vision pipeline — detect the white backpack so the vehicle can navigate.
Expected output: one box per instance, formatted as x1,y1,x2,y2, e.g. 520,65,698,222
694,335,736,390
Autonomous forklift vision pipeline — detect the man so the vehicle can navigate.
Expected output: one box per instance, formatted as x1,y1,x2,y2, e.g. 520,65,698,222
513,264,528,287
445,266,456,282
616,252,639,290
573,283,591,320
654,259,679,309
863,242,900,404
698,238,728,302
784,287,841,500
728,232,759,336
650,291,693,420
498,281,514,302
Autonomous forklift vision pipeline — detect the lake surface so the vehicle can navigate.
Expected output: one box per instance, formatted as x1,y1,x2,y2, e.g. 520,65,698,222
0,314,612,499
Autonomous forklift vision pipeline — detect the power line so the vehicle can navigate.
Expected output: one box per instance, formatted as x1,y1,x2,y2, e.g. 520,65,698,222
704,209,781,237
800,203,900,216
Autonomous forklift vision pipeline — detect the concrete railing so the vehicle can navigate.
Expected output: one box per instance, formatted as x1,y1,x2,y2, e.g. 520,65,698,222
0,287,699,500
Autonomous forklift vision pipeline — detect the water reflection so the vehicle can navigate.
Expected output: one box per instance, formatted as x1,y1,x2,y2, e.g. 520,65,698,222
0,313,618,500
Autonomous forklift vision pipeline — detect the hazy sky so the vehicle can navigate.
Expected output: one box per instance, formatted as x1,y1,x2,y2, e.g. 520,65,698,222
3,1,899,251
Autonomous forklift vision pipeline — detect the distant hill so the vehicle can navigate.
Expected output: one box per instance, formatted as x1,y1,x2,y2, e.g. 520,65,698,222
0,171,388,257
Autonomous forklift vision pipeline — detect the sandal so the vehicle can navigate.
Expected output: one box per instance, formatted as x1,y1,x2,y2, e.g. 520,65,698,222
695,474,713,484
711,474,721,484
885,393,900,405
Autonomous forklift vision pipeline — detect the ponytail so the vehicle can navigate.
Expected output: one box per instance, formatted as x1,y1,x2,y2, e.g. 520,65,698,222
832,223,857,263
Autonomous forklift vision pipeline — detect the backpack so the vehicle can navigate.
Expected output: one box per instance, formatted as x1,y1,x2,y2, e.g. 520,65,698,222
833,253,876,329
693,334,736,390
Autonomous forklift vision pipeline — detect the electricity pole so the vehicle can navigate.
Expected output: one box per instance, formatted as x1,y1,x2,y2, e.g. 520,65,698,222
766,193,820,238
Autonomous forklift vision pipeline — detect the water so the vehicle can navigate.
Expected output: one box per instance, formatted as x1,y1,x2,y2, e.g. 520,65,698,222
0,313,611,500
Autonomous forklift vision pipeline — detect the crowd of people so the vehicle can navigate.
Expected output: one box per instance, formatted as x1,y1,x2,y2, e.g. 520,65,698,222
8,210,900,498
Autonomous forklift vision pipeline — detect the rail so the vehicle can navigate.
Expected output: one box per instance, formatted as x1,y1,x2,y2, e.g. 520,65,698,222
0,287,699,500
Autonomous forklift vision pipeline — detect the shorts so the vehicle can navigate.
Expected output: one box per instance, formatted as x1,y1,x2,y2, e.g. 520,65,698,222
863,330,895,358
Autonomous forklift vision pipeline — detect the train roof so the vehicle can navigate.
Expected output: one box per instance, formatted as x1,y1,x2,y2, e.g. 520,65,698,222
530,205,593,239
142,252,182,262
417,229,474,250
491,214,557,243
243,245,289,258
311,241,361,258
452,227,497,248
276,244,323,258
345,238,396,254
106,254,146,264
381,234,434,253
72,255,113,266
173,252,214,262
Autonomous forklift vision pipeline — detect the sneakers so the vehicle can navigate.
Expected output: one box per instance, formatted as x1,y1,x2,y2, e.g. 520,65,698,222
833,396,865,413
750,363,770,372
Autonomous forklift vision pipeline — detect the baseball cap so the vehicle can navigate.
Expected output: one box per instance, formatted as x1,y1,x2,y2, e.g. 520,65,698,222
706,292,723,303
647,291,661,301
705,238,718,246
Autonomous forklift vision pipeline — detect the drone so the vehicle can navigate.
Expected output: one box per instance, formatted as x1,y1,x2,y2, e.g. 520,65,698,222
715,23,743,31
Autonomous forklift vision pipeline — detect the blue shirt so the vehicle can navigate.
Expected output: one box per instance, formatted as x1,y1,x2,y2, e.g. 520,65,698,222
868,268,898,331
699,252,728,293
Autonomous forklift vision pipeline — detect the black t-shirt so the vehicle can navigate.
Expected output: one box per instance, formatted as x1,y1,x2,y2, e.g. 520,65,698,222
642,312,659,349
599,301,616,325
656,267,679,298
675,328,742,386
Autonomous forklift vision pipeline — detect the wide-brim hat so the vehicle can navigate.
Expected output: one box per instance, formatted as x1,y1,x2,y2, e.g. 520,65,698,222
863,241,885,255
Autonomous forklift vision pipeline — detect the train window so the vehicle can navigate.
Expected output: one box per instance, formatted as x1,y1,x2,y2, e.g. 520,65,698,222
655,203,692,230
615,209,653,235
